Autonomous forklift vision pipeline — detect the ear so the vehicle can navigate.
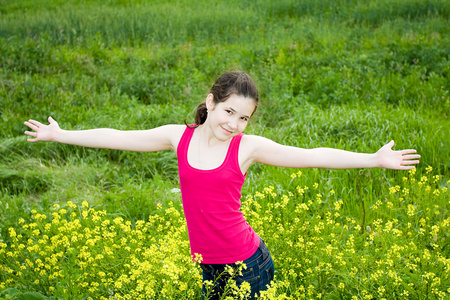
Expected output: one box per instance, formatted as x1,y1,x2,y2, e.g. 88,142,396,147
206,93,215,111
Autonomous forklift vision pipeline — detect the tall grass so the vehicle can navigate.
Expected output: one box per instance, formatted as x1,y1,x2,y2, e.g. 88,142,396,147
0,0,449,298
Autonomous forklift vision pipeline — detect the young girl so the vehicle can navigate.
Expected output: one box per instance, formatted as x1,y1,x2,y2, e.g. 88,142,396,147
24,72,420,299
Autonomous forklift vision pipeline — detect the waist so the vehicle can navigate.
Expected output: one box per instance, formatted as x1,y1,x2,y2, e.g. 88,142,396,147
200,237,269,273
188,224,259,264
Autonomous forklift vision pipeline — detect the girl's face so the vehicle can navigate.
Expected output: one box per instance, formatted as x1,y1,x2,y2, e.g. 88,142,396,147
206,93,256,141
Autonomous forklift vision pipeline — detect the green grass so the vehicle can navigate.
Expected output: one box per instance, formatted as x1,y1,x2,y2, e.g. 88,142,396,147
0,0,449,298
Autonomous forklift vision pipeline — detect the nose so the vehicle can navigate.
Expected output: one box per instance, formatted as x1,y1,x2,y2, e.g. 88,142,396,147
228,117,238,130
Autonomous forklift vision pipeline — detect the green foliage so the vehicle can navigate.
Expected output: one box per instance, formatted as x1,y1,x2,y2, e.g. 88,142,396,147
0,171,448,299
0,0,449,298
0,288,53,300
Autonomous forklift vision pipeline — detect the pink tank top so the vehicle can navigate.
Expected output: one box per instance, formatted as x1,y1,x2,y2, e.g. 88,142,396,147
177,126,260,264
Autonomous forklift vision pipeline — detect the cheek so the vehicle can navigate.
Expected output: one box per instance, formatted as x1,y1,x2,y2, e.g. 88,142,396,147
238,122,248,131
210,110,224,122
217,113,229,123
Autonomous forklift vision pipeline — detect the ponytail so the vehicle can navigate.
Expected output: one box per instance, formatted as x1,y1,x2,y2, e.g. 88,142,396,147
186,102,208,129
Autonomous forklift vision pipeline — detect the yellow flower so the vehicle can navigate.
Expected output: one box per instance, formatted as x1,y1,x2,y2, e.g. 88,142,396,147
407,204,416,217
193,253,203,263
67,201,77,209
8,228,16,238
334,200,343,211
389,185,401,194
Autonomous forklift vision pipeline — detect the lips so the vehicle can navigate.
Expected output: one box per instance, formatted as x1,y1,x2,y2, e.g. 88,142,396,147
221,126,233,134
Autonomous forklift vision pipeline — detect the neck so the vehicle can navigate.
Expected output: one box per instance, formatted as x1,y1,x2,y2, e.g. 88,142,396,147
197,122,230,147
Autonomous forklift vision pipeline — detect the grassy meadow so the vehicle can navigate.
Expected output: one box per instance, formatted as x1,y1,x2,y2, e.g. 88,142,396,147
0,0,449,299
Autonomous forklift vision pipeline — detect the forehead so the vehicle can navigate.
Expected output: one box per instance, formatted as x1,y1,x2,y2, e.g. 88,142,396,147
219,94,257,116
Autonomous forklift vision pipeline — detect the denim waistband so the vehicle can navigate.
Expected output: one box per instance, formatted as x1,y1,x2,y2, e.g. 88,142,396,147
200,237,269,274
258,238,270,261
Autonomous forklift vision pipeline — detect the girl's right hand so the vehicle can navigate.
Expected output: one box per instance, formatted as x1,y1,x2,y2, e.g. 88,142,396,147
24,116,60,142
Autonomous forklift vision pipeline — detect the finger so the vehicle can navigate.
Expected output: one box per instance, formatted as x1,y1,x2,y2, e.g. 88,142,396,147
402,154,421,160
401,160,420,165
386,140,395,148
24,130,37,137
26,138,39,143
28,119,44,128
24,121,39,131
48,116,56,123
401,149,418,155
399,166,416,170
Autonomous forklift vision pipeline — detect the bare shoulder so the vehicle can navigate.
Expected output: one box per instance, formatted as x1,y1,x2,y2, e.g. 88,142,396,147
241,134,275,149
162,124,186,135
241,134,305,167
159,124,186,150
240,134,276,162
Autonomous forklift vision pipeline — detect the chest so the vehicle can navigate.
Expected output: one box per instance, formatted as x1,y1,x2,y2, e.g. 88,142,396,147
187,138,231,170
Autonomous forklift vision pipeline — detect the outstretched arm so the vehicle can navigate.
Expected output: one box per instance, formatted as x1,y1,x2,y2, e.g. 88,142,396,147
24,117,183,152
243,136,420,170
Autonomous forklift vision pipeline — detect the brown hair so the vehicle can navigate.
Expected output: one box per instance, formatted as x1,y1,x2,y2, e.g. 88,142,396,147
188,72,259,128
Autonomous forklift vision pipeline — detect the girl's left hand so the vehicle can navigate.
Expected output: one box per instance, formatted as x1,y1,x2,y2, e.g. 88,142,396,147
376,140,420,170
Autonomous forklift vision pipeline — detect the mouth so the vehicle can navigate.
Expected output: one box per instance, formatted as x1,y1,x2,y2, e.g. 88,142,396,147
221,126,234,134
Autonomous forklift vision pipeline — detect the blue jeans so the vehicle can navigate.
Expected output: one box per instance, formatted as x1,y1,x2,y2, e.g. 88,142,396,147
200,238,275,300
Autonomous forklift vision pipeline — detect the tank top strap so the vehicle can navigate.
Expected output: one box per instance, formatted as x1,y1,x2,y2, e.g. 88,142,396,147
227,133,245,172
177,125,195,164
229,133,244,153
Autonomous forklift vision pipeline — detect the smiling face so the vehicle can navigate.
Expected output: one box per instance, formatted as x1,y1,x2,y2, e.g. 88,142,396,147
205,93,257,141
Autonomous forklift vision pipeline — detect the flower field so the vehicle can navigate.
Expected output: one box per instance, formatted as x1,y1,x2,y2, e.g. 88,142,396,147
1,168,449,299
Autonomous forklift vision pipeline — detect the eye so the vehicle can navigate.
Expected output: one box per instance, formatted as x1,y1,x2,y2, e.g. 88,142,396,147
225,110,233,114
241,117,249,122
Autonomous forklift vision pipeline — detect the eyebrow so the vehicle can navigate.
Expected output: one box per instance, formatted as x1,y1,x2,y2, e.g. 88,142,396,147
225,107,251,119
